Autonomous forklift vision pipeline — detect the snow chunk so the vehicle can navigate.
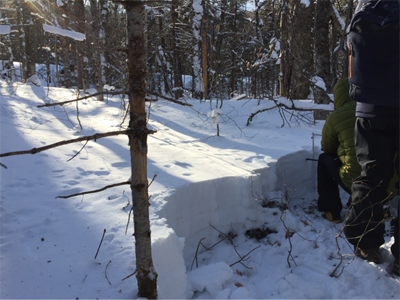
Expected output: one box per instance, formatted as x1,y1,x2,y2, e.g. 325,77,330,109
0,25,11,35
152,223,187,299
43,24,85,41
207,109,222,123
229,94,246,101
187,262,233,296
231,287,256,299
103,84,115,91
26,74,41,86
312,76,326,91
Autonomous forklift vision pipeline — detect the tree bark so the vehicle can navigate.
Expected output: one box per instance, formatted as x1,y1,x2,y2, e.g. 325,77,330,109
279,0,290,97
126,2,158,299
192,0,204,99
61,0,72,88
314,0,332,119
22,0,37,79
99,0,108,90
74,0,86,90
229,1,238,96
90,0,104,100
171,1,183,99
290,0,314,99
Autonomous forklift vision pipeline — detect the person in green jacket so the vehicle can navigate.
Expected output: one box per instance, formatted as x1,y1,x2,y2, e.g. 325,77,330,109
317,78,361,223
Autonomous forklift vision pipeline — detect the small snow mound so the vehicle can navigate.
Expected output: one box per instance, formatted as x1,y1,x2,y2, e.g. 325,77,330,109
187,262,233,296
230,286,256,299
26,74,41,87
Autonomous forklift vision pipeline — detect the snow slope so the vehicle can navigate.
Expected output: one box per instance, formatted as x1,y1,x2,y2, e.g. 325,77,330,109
0,78,399,299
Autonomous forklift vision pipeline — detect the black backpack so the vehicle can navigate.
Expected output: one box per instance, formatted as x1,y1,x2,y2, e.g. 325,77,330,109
347,0,399,106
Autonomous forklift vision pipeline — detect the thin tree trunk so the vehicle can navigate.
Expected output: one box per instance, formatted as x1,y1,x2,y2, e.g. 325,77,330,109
290,0,313,99
90,0,104,100
74,0,85,90
192,0,204,99
343,0,355,78
22,0,35,79
230,1,237,96
279,0,290,97
126,2,158,298
172,1,183,99
61,0,72,88
314,0,332,119
159,17,170,95
99,0,107,90
201,17,208,100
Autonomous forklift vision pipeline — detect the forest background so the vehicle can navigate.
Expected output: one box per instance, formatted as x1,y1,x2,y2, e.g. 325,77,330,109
1,0,353,116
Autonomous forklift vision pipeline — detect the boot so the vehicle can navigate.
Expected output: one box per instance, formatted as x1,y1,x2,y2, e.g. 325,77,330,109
354,246,381,264
393,258,399,276
320,211,341,223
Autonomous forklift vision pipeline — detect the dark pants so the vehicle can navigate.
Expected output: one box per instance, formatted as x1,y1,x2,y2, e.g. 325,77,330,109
344,116,399,259
317,153,351,220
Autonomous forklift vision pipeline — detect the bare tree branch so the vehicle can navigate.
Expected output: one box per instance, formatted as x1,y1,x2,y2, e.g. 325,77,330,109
0,129,156,158
37,91,157,108
122,270,137,281
67,140,89,162
37,89,191,108
56,181,131,199
247,100,332,126
147,90,193,107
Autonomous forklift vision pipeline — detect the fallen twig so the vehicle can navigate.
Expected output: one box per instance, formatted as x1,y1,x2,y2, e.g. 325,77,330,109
122,270,137,281
67,140,89,162
125,208,133,235
230,245,261,268
191,237,207,270
105,260,112,285
94,229,107,259
280,211,297,268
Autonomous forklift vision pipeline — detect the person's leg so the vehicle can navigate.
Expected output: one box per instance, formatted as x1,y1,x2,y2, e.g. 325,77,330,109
345,117,396,250
317,153,342,220
391,200,399,275
390,126,399,274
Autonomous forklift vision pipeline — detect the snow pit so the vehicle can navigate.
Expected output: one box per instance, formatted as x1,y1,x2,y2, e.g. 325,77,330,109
152,150,318,298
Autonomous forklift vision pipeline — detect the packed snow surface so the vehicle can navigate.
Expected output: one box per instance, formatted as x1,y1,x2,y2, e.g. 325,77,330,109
0,77,399,299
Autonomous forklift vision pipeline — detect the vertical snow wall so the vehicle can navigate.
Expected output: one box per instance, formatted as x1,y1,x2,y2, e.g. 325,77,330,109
151,149,318,298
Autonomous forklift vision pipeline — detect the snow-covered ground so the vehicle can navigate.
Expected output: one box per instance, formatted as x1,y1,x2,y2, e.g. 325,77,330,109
0,78,399,299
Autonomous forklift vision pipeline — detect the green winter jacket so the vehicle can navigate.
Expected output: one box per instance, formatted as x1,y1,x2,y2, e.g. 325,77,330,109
321,78,361,190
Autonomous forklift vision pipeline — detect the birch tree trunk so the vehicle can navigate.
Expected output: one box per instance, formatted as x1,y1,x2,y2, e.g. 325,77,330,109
126,2,158,298
192,0,204,99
